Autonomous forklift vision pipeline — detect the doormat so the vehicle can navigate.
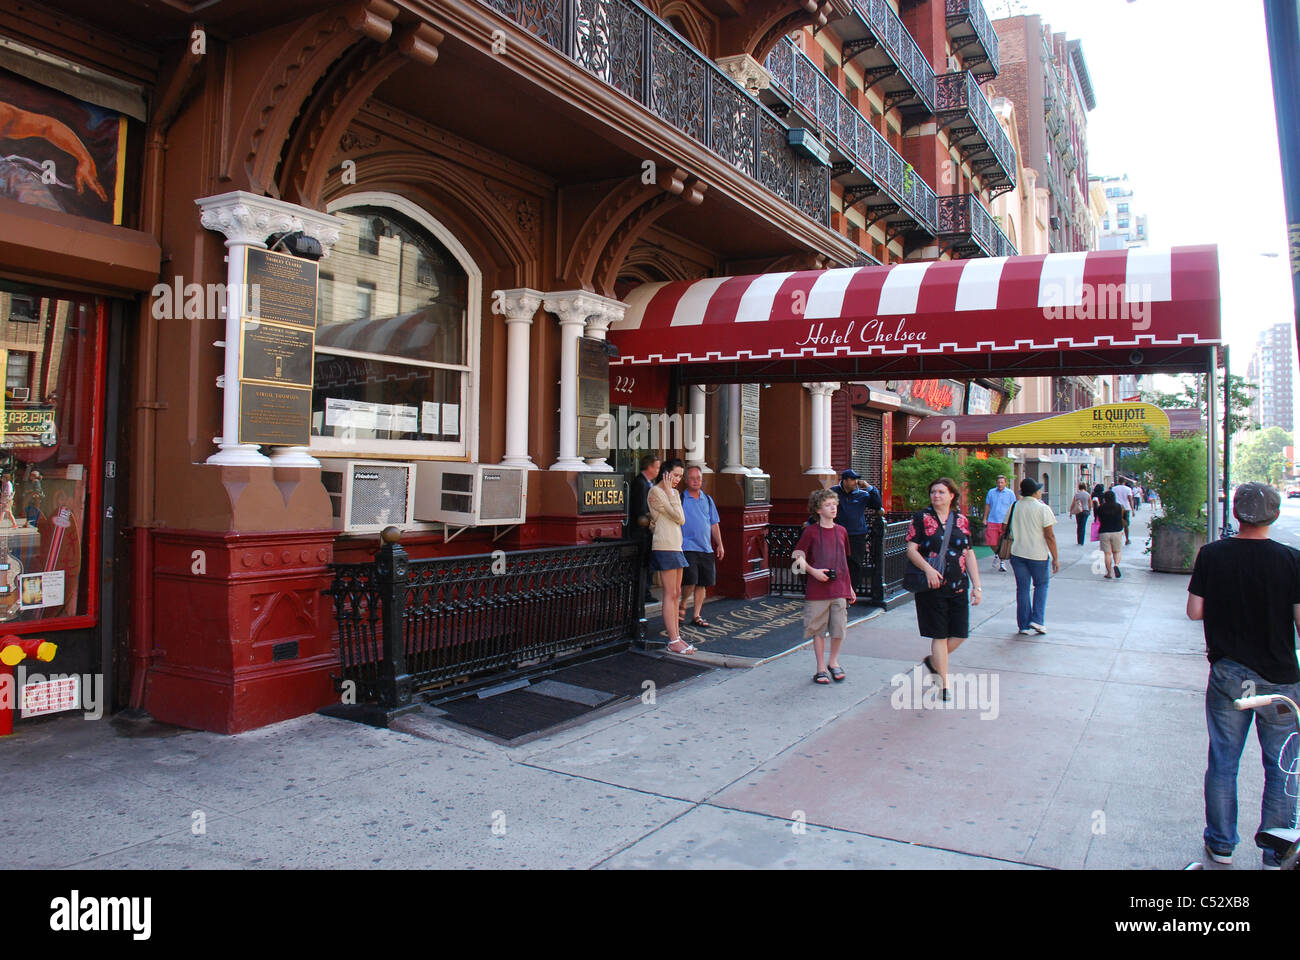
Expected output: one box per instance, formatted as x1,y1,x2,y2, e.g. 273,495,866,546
426,651,710,745
647,596,881,665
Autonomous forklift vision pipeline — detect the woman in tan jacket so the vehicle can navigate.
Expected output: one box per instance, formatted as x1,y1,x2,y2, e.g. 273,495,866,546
648,458,693,654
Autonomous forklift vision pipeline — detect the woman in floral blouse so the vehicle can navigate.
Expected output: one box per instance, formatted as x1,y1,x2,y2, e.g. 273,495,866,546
905,477,983,701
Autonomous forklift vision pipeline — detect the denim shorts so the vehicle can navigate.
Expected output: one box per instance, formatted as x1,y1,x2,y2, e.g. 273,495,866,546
650,550,688,571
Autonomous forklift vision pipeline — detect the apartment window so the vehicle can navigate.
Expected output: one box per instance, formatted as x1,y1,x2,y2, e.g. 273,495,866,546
870,101,883,133
1103,219,1110,230
1117,203,1129,214
1118,218,1130,229
355,281,375,322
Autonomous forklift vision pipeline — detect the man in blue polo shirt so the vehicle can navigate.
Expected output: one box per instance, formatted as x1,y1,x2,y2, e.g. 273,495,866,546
680,465,724,628
831,468,882,597
985,475,1016,572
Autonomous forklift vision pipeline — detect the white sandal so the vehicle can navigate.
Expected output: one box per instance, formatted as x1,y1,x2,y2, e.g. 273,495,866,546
666,639,697,655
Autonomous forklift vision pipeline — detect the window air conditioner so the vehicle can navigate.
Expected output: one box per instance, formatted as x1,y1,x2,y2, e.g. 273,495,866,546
318,459,417,533
414,462,527,526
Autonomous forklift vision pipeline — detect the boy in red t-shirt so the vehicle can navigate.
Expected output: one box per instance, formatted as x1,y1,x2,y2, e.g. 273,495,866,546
792,489,856,685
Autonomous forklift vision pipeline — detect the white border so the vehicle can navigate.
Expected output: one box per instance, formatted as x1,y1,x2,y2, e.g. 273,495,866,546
320,192,482,463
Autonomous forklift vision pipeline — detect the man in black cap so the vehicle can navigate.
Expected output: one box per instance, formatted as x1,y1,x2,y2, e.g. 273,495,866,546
831,468,882,599
1187,482,1300,869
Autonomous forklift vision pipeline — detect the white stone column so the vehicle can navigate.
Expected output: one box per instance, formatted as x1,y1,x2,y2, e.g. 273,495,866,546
494,288,543,469
582,299,625,472
803,382,838,476
196,191,341,468
803,383,825,476
722,384,748,474
686,385,710,472
542,291,626,472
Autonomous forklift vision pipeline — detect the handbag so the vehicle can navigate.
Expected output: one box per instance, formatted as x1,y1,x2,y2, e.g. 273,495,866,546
1090,518,1101,542
996,503,1017,560
905,512,955,593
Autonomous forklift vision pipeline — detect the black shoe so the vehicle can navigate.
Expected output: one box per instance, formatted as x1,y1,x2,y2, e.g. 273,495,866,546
923,655,940,678
940,687,952,702
1114,566,1121,579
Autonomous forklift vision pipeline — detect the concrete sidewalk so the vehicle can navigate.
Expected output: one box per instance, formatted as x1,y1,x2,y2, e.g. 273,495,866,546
1,506,1277,869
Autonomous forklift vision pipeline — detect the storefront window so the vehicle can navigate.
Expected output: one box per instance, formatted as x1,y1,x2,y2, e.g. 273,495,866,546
311,205,470,454
0,282,102,626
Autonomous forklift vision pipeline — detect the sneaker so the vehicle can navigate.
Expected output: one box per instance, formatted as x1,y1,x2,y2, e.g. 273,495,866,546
1017,628,1035,636
1030,623,1048,635
1114,565,1122,579
999,561,1007,572
1204,842,1232,865
1262,859,1281,871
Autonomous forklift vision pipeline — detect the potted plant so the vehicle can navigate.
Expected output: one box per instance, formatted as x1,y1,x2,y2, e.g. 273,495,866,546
1131,431,1207,573
960,454,1016,545
890,449,964,512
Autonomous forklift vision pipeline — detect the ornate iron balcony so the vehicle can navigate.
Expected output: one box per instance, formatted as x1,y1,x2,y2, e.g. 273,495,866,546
935,193,1016,258
934,70,1017,194
480,0,829,227
766,37,937,236
945,0,999,80
845,0,936,112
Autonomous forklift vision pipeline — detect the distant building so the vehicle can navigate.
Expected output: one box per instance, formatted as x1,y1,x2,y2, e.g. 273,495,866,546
986,15,1095,253
1246,323,1296,432
1091,174,1149,250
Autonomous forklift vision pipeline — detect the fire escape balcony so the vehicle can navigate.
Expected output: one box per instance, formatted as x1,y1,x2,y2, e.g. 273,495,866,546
935,193,1016,259
934,70,1017,196
835,0,936,120
945,0,999,81
765,36,938,247
479,0,830,228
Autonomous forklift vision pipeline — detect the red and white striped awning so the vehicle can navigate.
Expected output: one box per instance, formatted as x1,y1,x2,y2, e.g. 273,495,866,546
608,246,1220,366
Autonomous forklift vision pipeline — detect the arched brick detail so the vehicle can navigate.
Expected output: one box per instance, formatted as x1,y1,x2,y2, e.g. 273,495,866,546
229,0,400,197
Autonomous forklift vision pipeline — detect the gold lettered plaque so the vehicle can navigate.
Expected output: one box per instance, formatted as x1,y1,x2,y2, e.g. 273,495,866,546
239,320,315,387
239,384,312,446
244,247,319,329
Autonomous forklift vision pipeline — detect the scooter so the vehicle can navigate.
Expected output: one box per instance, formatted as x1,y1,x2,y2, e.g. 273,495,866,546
1184,692,1300,870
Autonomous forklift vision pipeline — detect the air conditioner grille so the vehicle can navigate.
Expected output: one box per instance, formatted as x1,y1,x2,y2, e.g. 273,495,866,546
350,465,410,526
480,469,524,521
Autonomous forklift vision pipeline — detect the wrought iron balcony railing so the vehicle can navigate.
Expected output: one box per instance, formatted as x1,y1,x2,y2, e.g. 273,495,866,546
765,37,937,235
935,193,1016,258
480,0,830,227
944,0,999,80
934,70,1016,193
848,0,936,111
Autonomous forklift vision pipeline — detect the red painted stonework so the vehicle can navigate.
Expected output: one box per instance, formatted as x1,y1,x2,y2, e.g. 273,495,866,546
144,528,336,734
715,503,771,598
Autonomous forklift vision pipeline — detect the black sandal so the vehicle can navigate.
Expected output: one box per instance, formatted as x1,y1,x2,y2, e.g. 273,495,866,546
812,671,831,685
827,664,846,682
690,616,712,628
923,655,940,677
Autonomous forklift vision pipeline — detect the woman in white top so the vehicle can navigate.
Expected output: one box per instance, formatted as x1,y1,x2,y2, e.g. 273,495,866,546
648,458,694,655
1008,477,1060,636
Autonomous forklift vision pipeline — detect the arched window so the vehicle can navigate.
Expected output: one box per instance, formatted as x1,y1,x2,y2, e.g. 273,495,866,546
313,196,481,459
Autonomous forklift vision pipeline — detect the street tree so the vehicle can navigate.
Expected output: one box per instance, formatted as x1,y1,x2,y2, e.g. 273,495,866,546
1233,426,1292,487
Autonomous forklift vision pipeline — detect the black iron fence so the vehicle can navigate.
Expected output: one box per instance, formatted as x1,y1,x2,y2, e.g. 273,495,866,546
326,537,642,711
767,512,913,606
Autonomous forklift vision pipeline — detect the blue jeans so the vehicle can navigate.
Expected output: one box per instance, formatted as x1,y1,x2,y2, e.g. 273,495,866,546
1010,556,1049,629
1204,658,1300,865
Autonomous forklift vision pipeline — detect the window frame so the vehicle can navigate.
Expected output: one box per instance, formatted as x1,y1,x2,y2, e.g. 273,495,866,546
318,192,482,463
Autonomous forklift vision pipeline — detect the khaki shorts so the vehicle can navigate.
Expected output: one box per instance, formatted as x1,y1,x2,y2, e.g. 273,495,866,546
803,597,849,640
1099,531,1125,556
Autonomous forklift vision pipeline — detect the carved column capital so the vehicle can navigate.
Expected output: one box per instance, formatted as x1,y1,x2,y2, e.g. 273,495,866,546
714,54,773,94
197,190,343,255
493,287,544,324
543,290,627,329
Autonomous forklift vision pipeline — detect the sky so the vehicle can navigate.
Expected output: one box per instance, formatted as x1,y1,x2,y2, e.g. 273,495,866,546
998,0,1294,385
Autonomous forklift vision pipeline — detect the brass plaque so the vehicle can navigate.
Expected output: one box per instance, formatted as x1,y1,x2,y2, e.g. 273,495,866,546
578,383,608,420
742,435,760,468
578,337,609,380
740,382,760,466
240,320,314,387
578,415,606,459
238,383,312,446
744,476,770,505
244,247,319,329
578,474,626,514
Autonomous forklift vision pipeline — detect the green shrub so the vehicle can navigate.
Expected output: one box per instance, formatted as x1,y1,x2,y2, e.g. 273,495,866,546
891,450,965,511
1131,431,1207,533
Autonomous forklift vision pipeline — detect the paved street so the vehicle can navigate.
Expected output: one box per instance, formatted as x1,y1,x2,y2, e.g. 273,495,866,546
3,506,1288,870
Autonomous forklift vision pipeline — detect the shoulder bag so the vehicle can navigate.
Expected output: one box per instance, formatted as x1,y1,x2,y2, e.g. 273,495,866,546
996,502,1017,560
904,511,955,593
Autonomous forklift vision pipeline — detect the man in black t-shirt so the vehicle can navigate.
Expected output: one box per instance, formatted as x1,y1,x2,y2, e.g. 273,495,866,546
1187,482,1300,869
